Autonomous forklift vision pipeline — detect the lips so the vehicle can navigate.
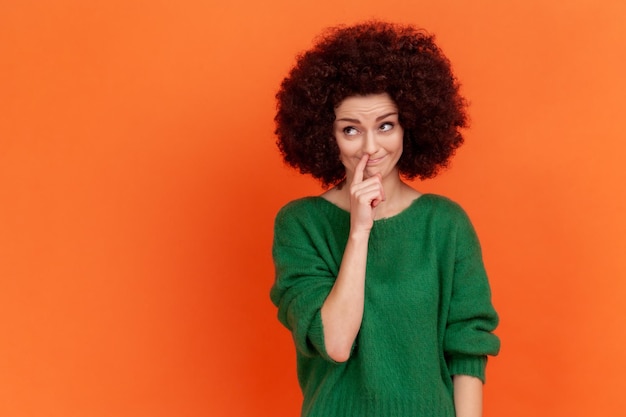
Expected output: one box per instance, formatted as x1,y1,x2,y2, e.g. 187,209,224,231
366,155,386,165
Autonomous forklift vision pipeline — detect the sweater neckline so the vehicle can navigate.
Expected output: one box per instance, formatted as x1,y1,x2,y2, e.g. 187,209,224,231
313,193,431,223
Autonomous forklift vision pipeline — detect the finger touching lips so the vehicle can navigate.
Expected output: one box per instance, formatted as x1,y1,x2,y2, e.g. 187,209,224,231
353,154,370,183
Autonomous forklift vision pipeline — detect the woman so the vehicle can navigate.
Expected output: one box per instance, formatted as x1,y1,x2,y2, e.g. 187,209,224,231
270,21,500,417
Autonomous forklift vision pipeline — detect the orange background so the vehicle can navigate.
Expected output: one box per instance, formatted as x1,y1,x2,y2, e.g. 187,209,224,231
1,1,625,416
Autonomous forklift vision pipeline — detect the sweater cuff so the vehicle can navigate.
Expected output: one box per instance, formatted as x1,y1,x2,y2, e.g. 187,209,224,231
448,355,487,383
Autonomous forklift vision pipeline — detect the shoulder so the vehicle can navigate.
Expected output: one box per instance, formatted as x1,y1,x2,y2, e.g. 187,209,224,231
413,194,481,248
274,196,346,232
421,195,484,256
273,197,349,250
275,197,324,222
418,193,470,222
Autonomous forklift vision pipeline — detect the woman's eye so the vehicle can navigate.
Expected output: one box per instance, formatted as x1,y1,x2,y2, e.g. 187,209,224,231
343,127,358,136
380,122,394,132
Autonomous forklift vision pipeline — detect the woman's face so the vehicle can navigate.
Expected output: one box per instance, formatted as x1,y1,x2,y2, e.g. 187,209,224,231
333,93,404,183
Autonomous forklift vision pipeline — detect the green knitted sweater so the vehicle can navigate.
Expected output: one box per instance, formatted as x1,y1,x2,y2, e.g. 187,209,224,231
270,194,500,417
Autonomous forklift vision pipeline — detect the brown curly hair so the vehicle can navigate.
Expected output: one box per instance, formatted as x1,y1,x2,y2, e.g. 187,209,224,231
275,21,468,187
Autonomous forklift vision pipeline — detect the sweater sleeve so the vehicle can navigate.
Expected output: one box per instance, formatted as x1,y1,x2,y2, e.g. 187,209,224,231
269,204,338,363
443,208,500,383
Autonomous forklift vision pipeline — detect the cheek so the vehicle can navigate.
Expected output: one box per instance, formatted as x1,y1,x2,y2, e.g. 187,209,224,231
337,151,351,168
394,131,404,154
335,140,354,159
336,148,357,171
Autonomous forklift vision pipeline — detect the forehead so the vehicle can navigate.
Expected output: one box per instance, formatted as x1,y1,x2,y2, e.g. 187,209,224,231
334,93,398,118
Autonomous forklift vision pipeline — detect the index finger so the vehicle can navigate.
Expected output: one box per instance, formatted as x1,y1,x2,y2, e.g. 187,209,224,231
353,154,369,184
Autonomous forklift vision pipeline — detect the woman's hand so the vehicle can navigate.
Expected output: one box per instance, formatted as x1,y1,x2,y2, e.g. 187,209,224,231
349,154,385,233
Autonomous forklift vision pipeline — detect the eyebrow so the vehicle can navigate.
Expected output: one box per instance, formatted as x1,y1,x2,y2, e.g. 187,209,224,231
335,112,398,124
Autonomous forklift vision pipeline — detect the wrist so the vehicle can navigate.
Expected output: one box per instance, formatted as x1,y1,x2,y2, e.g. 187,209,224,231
348,227,371,242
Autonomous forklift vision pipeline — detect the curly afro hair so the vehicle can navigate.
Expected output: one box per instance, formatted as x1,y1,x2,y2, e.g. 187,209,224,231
275,21,469,187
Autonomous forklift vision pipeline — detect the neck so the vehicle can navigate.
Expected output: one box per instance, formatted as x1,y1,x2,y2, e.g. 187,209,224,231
379,171,404,200
371,173,407,219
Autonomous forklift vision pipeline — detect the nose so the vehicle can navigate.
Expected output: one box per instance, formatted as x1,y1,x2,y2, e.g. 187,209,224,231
362,130,379,155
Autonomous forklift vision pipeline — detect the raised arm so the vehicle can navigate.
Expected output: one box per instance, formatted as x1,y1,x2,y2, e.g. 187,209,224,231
320,154,384,362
